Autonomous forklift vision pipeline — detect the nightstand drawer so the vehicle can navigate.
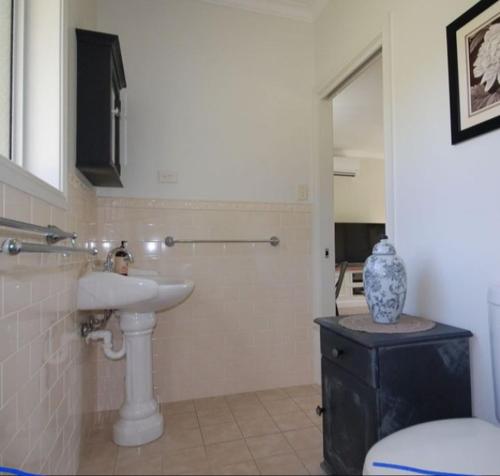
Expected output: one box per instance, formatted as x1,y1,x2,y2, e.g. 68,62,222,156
320,329,377,387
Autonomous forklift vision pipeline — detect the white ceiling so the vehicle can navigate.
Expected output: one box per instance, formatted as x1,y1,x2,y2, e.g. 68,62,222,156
332,57,384,160
200,0,329,22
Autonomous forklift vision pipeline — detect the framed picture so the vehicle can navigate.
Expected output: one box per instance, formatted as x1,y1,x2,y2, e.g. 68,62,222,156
447,0,500,144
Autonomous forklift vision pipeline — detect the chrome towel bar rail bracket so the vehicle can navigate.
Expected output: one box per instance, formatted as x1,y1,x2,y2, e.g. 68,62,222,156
0,217,98,255
164,236,280,247
0,217,77,244
1,239,98,256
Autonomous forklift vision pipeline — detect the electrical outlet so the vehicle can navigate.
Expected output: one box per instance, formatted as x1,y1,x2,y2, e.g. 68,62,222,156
158,170,178,184
297,184,309,201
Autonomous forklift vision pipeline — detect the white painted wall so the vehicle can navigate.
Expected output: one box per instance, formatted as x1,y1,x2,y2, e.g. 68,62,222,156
67,0,96,178
334,158,385,223
315,0,500,422
95,0,314,203
332,56,384,158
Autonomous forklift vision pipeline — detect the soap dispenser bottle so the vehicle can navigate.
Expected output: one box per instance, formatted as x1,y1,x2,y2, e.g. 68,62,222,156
114,241,130,276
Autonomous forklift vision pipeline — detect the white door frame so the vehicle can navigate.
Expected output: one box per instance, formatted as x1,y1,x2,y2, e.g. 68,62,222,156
311,15,395,382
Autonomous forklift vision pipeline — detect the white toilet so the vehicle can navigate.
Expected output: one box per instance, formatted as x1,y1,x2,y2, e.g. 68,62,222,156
363,286,500,475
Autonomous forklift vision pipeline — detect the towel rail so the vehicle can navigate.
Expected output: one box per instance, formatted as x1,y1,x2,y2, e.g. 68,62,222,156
1,239,98,256
164,236,280,247
0,217,97,255
0,217,77,244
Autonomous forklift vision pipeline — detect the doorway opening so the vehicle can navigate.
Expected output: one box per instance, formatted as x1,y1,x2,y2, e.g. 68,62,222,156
331,53,386,316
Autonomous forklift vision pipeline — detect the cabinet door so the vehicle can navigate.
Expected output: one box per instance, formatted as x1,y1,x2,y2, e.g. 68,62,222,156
377,339,472,438
322,357,378,475
110,76,121,172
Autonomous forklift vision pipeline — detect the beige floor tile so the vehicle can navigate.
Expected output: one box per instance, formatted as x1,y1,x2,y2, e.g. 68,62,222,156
177,467,215,475
311,384,321,394
163,427,204,452
198,409,235,427
231,403,269,420
304,409,323,431
114,454,162,475
229,400,265,413
162,446,210,475
296,447,326,476
201,421,243,445
116,437,164,463
236,416,280,438
80,440,119,464
163,399,196,415
283,428,322,451
272,411,314,432
256,388,289,402
283,385,318,399
214,460,260,475
262,398,300,416
79,388,324,476
78,459,115,475
292,395,321,412
306,466,328,476
225,392,260,407
229,400,267,414
245,433,293,459
78,435,119,474
194,396,229,415
83,421,115,444
255,453,308,475
165,411,200,430
205,439,253,466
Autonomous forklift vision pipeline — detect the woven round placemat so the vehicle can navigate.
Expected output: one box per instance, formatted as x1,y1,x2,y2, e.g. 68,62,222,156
339,314,436,334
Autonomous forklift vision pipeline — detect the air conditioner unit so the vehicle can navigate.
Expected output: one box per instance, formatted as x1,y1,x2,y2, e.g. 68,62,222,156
333,157,360,177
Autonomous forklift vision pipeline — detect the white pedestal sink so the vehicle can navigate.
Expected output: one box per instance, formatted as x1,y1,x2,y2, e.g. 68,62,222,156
78,271,194,446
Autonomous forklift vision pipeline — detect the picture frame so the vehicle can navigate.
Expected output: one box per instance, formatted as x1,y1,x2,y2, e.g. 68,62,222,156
447,0,500,144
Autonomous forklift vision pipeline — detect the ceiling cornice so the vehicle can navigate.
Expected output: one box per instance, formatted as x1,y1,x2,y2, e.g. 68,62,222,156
200,0,329,23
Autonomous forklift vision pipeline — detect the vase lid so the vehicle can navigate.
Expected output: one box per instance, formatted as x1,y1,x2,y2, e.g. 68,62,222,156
371,236,396,255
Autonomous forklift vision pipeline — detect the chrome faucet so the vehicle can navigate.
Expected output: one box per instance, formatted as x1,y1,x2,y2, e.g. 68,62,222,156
104,241,134,272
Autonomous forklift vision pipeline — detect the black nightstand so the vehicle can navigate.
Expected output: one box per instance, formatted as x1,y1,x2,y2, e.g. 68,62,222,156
315,315,472,475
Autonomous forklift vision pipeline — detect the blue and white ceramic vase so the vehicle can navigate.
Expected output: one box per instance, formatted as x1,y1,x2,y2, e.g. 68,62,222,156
363,236,407,324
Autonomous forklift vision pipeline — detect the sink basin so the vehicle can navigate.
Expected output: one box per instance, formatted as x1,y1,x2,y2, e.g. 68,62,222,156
78,271,194,313
79,268,194,447
125,276,194,313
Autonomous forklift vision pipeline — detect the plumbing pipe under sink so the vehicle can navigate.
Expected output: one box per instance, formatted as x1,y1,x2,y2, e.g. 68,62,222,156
86,330,126,360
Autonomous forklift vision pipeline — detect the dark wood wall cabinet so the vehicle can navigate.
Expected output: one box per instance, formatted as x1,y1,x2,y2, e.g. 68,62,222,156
315,316,473,475
76,29,126,187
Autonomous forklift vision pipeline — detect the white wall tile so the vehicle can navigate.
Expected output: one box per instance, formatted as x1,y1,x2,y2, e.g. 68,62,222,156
0,313,18,363
94,199,314,407
0,174,97,472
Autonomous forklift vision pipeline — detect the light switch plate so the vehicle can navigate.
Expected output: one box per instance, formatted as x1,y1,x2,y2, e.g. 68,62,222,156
297,184,309,201
158,170,178,184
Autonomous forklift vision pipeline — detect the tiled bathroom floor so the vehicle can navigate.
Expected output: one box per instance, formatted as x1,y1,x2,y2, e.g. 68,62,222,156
78,385,325,475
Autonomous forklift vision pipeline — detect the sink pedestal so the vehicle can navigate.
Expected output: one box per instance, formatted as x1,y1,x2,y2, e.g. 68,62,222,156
77,270,194,446
113,311,164,446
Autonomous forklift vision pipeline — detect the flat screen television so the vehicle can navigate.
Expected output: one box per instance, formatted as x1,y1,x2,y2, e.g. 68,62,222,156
335,222,386,264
